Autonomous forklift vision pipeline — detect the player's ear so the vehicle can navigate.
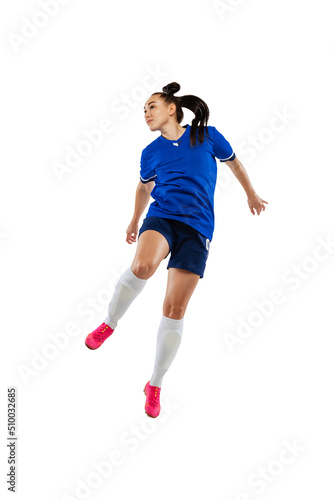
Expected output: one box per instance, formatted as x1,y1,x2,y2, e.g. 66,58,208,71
168,102,176,116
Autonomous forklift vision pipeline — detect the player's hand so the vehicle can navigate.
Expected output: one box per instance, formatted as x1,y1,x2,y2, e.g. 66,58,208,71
126,221,139,244
247,193,268,215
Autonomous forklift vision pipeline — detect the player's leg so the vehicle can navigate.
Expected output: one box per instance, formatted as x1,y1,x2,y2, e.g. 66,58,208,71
150,268,200,386
162,267,200,319
103,230,170,328
85,228,170,349
130,229,170,279
144,268,200,416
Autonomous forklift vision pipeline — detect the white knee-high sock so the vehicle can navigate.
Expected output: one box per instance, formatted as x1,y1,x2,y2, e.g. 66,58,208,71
104,267,147,329
150,315,184,388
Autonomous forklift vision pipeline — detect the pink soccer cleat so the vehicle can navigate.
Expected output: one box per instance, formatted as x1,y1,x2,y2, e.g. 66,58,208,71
144,381,161,418
85,323,114,350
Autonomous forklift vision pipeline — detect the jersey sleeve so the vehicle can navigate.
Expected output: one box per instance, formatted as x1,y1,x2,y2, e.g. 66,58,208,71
212,127,236,162
139,148,157,183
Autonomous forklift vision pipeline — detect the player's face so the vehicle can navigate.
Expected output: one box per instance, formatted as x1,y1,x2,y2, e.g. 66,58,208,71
143,95,172,131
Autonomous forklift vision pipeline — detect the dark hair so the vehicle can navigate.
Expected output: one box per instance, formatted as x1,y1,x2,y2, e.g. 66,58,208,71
151,82,210,147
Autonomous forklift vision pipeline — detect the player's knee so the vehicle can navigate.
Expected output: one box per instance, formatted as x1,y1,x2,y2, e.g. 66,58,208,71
163,303,185,319
131,260,157,279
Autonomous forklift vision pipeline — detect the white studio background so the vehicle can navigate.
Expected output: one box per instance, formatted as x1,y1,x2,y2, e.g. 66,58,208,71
1,0,333,499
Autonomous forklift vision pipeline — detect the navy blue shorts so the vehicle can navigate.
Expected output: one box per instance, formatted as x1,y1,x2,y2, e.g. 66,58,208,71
138,216,211,279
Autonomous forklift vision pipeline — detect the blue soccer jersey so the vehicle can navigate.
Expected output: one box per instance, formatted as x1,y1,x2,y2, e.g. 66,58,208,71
139,124,235,241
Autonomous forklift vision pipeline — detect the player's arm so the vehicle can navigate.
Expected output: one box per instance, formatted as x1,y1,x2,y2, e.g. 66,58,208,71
139,179,155,194
126,180,155,243
132,180,154,222
225,156,268,215
225,156,256,197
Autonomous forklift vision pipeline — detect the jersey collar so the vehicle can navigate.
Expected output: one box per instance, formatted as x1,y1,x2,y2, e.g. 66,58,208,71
159,124,190,144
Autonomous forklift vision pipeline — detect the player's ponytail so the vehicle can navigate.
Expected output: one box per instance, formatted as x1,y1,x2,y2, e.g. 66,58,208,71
152,82,210,147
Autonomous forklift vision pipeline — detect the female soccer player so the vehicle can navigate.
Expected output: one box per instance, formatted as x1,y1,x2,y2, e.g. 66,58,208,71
85,82,268,418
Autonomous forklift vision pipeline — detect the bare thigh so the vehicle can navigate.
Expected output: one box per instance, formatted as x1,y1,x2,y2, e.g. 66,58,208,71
163,268,200,319
131,230,170,279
